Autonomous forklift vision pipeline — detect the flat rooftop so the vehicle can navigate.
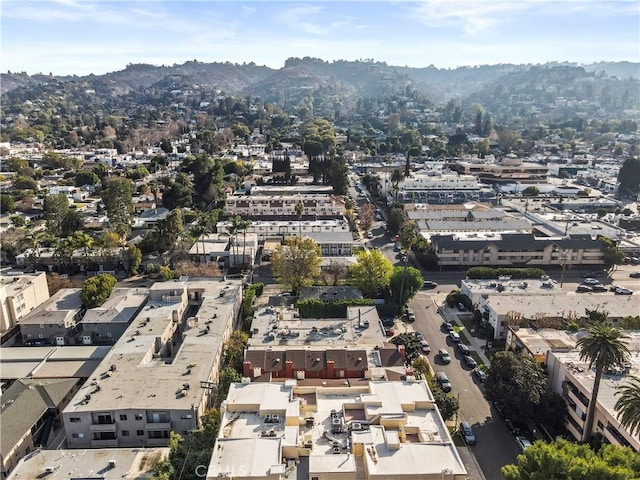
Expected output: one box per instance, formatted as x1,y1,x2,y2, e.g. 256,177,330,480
462,278,568,296
65,280,242,413
212,380,466,478
510,327,578,355
248,305,385,348
81,288,148,324
0,346,110,380
18,288,82,325
486,293,639,319
7,448,168,479
0,272,46,296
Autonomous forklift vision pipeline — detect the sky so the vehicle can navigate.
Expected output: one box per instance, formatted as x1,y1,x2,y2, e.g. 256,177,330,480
2,0,639,76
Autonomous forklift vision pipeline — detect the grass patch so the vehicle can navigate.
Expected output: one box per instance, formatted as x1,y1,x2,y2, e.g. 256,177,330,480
458,315,477,337
470,351,485,369
450,429,465,447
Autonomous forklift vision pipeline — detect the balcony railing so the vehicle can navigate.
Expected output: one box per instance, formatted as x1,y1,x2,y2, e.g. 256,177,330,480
145,422,171,430
90,422,117,432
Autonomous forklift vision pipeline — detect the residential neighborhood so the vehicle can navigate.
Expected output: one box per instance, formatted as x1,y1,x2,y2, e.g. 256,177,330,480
1,53,640,480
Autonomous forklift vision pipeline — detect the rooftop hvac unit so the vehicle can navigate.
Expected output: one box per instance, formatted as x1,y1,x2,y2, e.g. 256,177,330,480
44,467,55,473
108,460,116,468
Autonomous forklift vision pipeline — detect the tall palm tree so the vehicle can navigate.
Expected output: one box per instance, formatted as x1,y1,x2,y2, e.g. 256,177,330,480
72,231,94,270
614,375,640,437
576,321,630,441
228,215,243,269
295,202,304,237
390,169,404,203
189,224,205,263
239,218,252,268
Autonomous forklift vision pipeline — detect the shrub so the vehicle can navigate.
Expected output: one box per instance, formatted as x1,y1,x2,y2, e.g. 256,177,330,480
296,298,375,318
80,273,117,308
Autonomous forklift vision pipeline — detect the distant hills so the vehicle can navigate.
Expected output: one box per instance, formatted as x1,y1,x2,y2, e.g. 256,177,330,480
2,58,638,117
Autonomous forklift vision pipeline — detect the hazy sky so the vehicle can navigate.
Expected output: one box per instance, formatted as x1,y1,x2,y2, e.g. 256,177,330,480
2,0,639,76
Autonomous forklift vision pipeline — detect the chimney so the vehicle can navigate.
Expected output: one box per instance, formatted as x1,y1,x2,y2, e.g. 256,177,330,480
243,360,252,378
327,360,335,378
284,360,293,378
398,345,406,361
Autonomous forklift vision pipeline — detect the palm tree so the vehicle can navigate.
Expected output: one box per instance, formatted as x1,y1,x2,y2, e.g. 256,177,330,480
72,231,94,270
390,169,404,203
239,218,252,269
228,215,243,269
614,375,640,437
295,202,304,237
576,321,630,441
189,224,205,263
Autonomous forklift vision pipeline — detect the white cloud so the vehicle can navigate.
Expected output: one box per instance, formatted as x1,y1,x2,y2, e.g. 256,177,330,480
275,5,327,35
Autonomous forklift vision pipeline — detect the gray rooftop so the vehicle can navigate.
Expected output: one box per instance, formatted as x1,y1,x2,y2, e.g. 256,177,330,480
81,288,148,325
18,288,82,325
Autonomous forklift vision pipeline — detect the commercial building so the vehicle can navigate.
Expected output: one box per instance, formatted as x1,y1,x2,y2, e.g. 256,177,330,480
1,378,81,477
206,380,467,480
448,156,548,185
0,272,49,339
547,336,640,452
62,278,243,448
6,447,168,480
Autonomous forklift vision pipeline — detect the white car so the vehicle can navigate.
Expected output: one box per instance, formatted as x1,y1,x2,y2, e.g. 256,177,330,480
583,278,601,285
615,286,633,295
515,436,533,451
367,231,373,239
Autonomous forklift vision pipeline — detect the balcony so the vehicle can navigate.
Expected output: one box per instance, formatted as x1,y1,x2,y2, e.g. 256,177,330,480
147,437,170,447
91,438,118,448
90,422,117,433
145,422,171,431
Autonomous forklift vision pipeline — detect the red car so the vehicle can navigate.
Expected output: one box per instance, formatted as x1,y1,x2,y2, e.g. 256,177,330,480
385,329,395,337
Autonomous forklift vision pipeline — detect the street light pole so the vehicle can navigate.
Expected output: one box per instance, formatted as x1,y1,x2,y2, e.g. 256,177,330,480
560,250,569,288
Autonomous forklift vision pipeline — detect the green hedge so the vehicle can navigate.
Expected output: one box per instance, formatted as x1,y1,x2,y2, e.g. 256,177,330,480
241,282,265,331
297,298,375,318
466,267,546,279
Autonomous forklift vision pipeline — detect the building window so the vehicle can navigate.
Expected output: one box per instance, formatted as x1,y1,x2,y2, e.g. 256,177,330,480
148,430,169,439
97,414,113,424
135,414,143,421
181,414,192,420
71,433,84,439
69,417,81,423
137,430,144,436
119,414,128,421
122,430,130,436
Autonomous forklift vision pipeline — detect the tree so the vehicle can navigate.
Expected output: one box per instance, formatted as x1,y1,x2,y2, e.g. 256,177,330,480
412,356,430,379
432,387,459,422
522,186,540,197
71,231,94,268
10,215,25,227
498,130,521,153
597,207,607,218
1,194,16,213
599,236,625,271
617,157,640,197
102,177,133,238
74,170,99,187
128,245,142,274
217,367,241,403
577,321,630,441
390,266,423,306
295,202,304,237
390,333,422,365
386,205,407,235
223,331,248,371
614,375,640,437
162,173,193,210
502,439,640,480
12,175,38,191
390,169,404,203
271,236,321,295
485,351,547,421
349,250,393,298
80,273,117,308
156,209,184,251
44,193,70,237
359,203,374,233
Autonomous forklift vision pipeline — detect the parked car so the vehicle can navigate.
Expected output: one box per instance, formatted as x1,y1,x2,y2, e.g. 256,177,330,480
576,284,593,293
420,340,431,354
438,349,451,364
457,343,470,355
515,436,533,451
414,331,424,341
472,368,487,382
582,270,604,278
385,329,395,337
449,331,461,343
582,277,601,285
504,418,521,435
405,307,416,322
591,284,608,292
463,355,478,368
629,272,640,278
456,302,466,311
442,322,454,332
615,286,634,295
422,280,438,289
382,318,394,327
436,372,452,392
459,422,477,445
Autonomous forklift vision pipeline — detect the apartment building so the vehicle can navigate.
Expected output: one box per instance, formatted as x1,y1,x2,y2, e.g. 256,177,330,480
225,194,345,216
547,339,640,452
216,218,351,242
79,288,148,345
19,289,83,346
206,380,467,480
397,172,498,205
0,272,49,338
1,378,81,478
430,233,605,269
62,279,243,449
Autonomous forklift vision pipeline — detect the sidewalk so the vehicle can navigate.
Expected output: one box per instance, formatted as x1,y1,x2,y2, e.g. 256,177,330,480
437,302,492,367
